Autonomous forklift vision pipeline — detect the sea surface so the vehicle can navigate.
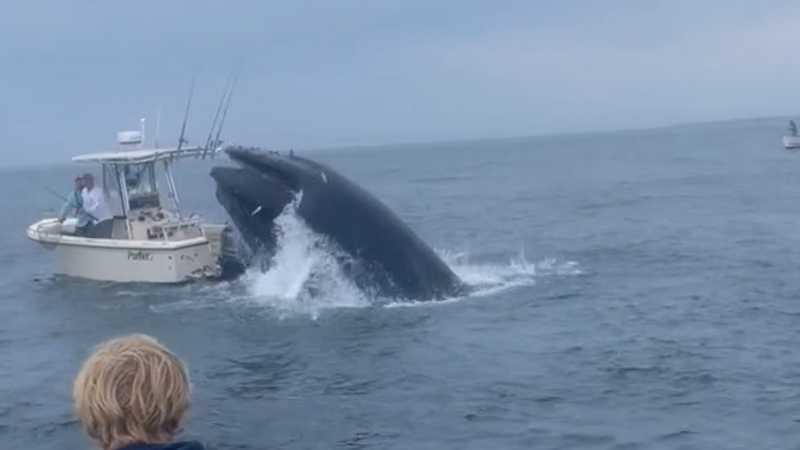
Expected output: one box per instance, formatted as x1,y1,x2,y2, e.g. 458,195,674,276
2,118,800,450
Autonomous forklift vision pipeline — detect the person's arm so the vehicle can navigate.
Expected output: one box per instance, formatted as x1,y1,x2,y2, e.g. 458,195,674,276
59,191,77,221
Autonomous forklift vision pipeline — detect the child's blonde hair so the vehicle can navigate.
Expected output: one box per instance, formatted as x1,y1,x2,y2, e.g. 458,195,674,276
73,334,191,450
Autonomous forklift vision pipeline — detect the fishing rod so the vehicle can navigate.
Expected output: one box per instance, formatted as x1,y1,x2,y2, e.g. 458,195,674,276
28,176,100,223
205,61,242,160
176,72,197,153
204,67,237,153
167,72,198,218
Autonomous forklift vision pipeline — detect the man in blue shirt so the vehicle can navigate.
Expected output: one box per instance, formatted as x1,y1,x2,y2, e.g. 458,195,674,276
58,175,91,236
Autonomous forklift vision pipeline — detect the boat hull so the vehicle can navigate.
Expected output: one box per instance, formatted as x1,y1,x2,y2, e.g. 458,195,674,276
26,218,221,284
783,135,800,149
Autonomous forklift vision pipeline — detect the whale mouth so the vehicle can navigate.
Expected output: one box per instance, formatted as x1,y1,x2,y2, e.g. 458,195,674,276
210,163,295,223
210,146,305,221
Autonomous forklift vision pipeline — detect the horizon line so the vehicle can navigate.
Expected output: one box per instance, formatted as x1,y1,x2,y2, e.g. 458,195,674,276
5,112,795,170
301,112,795,155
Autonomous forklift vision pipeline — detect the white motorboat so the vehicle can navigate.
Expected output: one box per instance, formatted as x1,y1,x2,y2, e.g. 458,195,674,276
783,120,800,149
782,135,800,149
26,123,233,284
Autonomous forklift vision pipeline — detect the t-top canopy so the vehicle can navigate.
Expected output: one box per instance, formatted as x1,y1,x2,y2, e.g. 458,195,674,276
71,145,220,164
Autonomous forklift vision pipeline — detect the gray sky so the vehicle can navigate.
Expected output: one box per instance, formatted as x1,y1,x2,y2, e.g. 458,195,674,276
2,0,799,166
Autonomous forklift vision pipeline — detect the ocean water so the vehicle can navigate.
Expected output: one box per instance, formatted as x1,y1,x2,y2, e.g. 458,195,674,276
2,118,800,449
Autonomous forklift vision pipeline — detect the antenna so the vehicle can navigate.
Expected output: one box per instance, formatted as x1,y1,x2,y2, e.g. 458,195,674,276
155,104,161,149
140,118,145,149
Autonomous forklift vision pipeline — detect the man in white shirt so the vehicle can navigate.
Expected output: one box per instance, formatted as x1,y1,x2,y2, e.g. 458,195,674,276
81,173,115,239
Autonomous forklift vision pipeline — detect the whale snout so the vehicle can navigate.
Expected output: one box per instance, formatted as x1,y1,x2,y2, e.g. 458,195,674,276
224,146,303,191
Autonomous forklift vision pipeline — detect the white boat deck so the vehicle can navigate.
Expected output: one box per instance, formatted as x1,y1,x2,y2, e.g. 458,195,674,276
27,214,228,283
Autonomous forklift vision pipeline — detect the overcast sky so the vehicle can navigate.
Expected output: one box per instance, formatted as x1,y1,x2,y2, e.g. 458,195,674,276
2,0,800,166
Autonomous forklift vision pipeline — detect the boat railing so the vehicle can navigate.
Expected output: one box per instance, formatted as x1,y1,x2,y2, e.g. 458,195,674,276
147,217,206,242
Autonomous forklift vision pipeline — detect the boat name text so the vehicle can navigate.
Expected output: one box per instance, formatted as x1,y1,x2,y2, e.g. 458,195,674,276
127,250,153,261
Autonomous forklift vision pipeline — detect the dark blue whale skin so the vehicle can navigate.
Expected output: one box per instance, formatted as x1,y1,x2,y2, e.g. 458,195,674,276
210,146,468,301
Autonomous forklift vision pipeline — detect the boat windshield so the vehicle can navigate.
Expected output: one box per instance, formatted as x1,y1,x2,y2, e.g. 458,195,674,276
123,162,161,210
102,165,125,218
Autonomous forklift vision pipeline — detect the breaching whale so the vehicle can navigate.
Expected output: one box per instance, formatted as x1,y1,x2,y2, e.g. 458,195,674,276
210,146,468,301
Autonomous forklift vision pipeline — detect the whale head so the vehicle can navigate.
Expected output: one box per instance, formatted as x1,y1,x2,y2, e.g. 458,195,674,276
209,146,341,248
224,146,335,190
209,161,295,253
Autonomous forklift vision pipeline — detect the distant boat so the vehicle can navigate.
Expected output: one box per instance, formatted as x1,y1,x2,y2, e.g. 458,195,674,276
783,120,800,149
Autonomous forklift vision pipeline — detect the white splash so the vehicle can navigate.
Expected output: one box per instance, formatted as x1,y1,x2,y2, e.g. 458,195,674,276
244,197,369,319
150,201,581,318
239,203,580,317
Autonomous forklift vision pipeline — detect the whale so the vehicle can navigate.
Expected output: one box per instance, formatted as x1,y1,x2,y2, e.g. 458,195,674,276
209,146,468,300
